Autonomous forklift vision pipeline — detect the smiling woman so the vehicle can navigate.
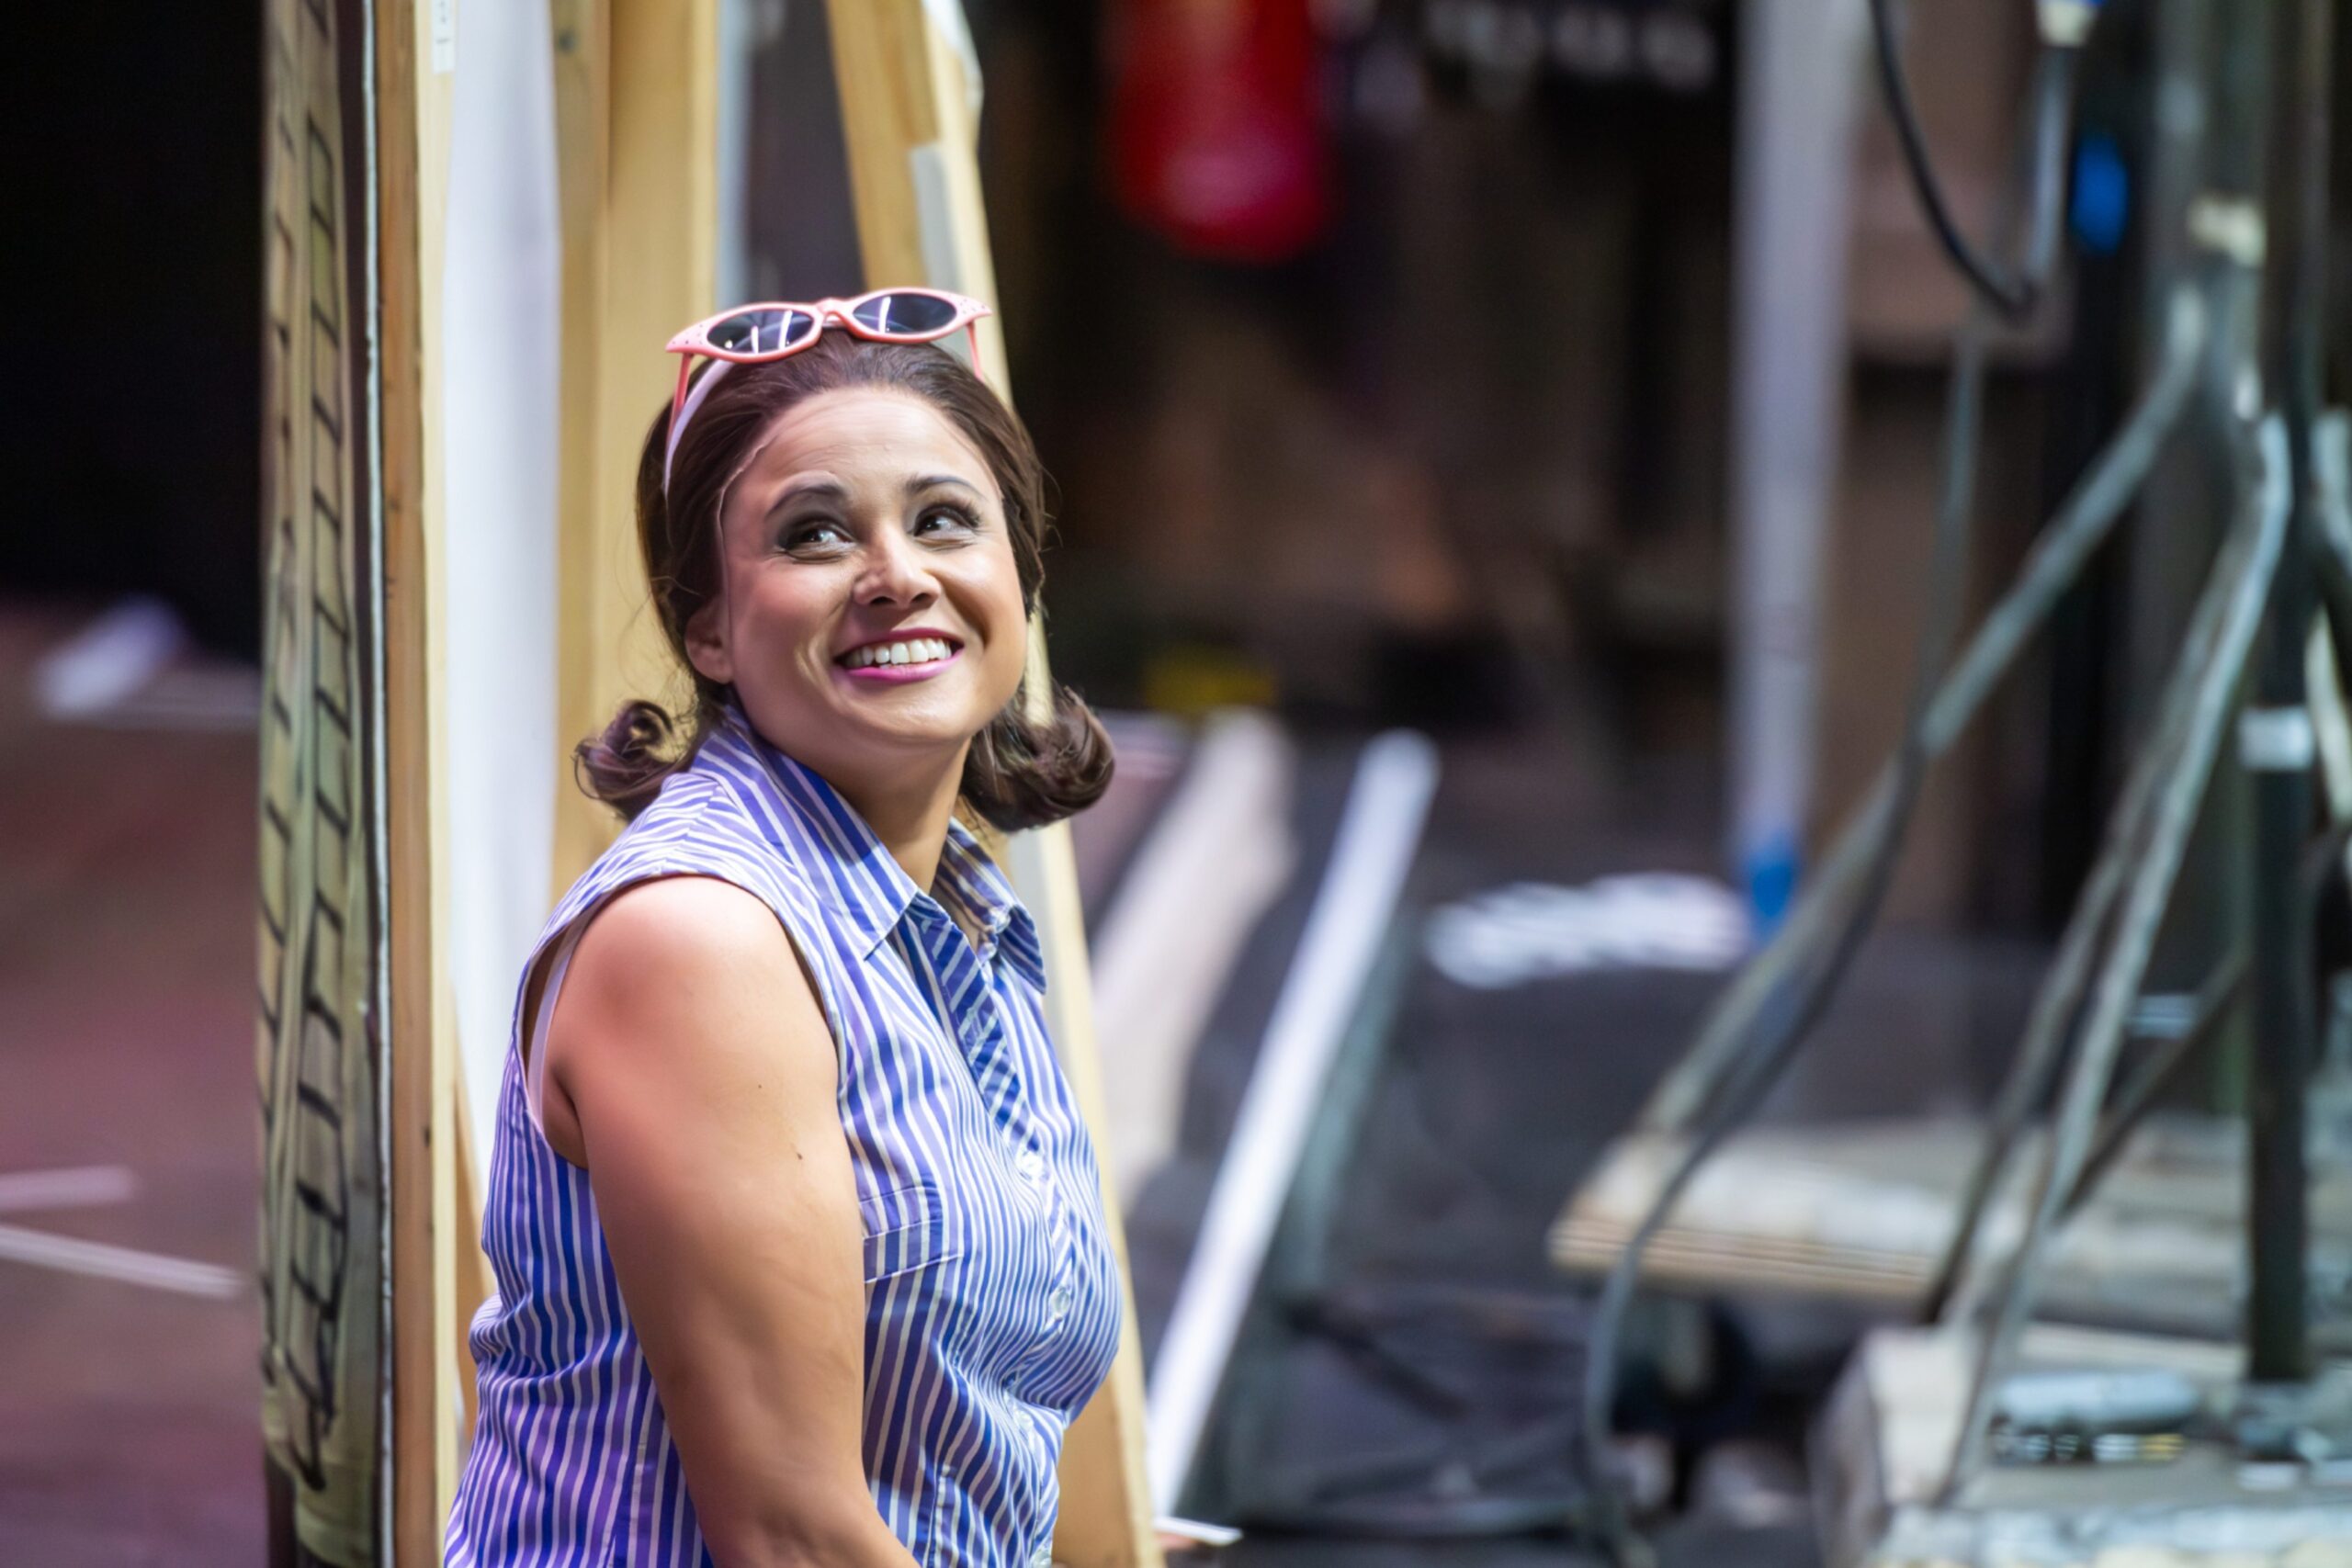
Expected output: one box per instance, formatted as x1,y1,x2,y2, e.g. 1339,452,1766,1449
445,323,1121,1567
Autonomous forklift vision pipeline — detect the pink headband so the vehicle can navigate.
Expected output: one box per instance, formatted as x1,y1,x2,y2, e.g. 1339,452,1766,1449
662,357,735,494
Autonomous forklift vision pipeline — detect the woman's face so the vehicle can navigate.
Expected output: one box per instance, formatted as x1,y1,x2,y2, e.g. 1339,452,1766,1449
686,387,1028,795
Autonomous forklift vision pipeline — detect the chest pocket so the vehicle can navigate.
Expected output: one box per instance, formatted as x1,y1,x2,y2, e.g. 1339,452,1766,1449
860,1179,960,1284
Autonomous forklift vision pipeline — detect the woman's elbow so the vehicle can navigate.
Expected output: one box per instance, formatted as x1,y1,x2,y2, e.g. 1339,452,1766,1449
701,1492,904,1568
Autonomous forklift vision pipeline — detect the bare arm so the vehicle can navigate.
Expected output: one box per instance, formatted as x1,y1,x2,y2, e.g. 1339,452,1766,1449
545,874,919,1568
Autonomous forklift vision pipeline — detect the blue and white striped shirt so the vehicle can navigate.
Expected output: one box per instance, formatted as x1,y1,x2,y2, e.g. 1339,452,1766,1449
447,694,1124,1566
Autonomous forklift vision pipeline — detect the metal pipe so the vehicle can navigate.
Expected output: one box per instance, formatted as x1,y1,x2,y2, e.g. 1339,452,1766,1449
2245,0,2333,1386
1923,580,2225,1320
1939,414,2290,1502
1925,350,2253,1318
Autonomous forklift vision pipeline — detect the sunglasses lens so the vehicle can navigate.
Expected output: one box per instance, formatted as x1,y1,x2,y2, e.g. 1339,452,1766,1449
707,308,816,355
852,292,960,335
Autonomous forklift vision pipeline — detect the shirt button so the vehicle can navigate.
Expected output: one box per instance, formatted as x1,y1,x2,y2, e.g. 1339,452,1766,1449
1016,1148,1046,1182
1048,1284,1074,1318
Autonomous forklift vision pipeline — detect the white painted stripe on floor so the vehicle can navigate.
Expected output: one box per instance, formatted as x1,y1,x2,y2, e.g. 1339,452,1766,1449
31,597,186,719
0,1222,243,1299
0,1165,137,1214
1145,729,1441,1512
1091,710,1296,1200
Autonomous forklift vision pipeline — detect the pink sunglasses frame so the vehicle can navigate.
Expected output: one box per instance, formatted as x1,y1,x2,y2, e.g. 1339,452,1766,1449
663,288,994,427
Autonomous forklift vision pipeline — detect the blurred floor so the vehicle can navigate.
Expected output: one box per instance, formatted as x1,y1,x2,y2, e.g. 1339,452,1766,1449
0,600,265,1564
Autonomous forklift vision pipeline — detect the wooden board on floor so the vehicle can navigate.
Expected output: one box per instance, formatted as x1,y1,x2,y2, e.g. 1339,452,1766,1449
1552,1115,2352,1343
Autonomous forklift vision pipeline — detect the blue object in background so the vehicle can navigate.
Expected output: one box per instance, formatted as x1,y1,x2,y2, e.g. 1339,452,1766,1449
2071,131,2130,255
1742,829,1801,936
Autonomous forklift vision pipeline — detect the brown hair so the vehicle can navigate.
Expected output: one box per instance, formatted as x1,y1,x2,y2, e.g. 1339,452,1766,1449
574,331,1114,830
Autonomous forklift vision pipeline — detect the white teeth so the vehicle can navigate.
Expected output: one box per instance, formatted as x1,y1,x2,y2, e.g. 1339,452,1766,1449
843,637,954,670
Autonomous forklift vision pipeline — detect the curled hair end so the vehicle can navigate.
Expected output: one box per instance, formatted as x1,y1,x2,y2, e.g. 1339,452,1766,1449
574,698,695,823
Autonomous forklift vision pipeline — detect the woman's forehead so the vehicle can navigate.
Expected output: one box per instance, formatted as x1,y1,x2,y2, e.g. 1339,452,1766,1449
743,388,989,490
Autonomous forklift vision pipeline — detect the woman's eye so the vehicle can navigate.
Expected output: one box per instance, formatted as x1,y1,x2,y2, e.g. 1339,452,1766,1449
917,503,978,536
786,520,847,548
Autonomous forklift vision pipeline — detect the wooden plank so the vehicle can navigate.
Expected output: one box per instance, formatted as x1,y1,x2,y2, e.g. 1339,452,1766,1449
1551,1117,2352,1342
823,6,1165,1562
549,0,720,898
375,0,463,1557
549,0,612,897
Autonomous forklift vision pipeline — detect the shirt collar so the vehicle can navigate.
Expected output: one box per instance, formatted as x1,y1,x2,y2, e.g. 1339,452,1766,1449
706,695,1046,991
934,814,1047,990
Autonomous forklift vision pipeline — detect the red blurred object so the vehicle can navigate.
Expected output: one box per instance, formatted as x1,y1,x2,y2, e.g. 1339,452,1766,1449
1106,0,1335,264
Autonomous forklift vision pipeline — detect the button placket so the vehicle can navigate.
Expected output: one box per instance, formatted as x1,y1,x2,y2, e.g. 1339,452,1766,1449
1038,1172,1076,1326
1001,1179,1080,1398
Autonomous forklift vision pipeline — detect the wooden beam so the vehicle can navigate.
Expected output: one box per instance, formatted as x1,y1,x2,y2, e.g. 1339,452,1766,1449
549,0,720,897
377,0,432,1555
550,0,613,898
377,0,461,1558
823,6,1165,1563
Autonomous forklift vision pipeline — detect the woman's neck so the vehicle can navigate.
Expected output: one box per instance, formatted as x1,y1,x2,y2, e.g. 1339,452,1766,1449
831,744,970,894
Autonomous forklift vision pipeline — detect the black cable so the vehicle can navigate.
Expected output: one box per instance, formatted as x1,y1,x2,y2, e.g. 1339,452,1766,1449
1867,0,2080,319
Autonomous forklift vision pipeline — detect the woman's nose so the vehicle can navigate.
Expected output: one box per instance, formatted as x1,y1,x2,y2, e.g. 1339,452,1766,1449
858,530,937,605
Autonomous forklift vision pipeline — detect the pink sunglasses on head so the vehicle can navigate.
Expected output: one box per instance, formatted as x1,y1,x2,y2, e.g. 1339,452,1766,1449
663,287,994,427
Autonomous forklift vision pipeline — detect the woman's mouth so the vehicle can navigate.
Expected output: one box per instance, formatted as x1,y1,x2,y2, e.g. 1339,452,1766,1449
834,635,963,683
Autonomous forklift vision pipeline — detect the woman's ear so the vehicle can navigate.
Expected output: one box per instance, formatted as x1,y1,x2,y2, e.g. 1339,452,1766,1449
683,595,733,685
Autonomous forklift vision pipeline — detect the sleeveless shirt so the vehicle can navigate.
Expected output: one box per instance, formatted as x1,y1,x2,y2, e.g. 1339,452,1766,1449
444,694,1125,1566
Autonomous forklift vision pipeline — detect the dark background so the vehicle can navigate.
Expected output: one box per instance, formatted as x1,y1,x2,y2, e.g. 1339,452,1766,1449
3,10,262,659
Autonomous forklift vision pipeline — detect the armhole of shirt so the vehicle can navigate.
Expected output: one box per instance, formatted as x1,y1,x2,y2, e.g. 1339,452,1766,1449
521,868,848,1144
522,915,589,1140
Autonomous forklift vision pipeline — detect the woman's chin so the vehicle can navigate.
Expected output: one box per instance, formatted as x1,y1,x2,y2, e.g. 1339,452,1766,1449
835,704,986,756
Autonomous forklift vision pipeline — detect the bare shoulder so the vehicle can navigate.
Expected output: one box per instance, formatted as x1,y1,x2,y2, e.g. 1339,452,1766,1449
547,874,831,1130
572,874,798,995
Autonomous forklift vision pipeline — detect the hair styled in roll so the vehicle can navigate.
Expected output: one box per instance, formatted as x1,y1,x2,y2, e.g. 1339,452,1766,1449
574,330,1114,829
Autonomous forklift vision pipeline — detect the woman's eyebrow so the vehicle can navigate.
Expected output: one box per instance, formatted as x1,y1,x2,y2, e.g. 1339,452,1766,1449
906,474,982,497
776,476,851,506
